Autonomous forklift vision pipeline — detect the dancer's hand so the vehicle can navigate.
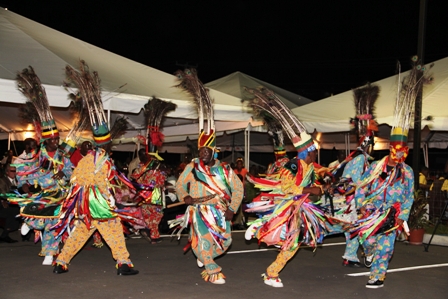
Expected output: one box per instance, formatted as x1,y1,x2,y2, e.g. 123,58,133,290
224,208,234,221
359,206,367,215
183,195,193,205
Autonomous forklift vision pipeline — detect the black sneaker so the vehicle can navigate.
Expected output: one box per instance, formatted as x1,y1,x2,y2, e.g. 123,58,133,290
364,255,374,268
366,279,384,288
53,264,68,274
342,259,362,268
117,264,139,276
150,238,162,244
140,229,152,243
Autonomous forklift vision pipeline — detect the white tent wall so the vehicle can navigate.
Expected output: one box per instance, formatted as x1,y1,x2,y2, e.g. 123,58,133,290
292,57,448,150
292,57,448,134
313,124,448,151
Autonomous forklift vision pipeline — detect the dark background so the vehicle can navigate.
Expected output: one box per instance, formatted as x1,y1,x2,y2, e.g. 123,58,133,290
1,1,447,171
1,1,448,100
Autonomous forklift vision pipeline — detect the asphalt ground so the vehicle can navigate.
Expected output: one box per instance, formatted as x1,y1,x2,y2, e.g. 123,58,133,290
0,230,447,299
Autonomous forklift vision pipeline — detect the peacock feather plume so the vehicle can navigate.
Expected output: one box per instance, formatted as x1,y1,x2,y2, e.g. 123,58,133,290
143,96,177,152
174,68,214,135
244,86,306,147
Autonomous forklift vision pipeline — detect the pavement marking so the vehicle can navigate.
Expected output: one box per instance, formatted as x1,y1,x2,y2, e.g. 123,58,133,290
227,242,346,254
346,263,448,277
227,248,278,254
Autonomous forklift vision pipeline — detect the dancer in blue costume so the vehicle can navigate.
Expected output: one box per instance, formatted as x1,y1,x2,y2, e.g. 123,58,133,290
12,67,73,266
352,56,431,288
337,83,380,268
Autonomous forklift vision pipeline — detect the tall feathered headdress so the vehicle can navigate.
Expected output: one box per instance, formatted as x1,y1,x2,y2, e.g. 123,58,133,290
250,103,286,157
143,97,177,159
391,55,433,148
58,92,91,155
110,116,129,141
174,69,215,149
65,60,111,146
18,101,41,141
16,66,59,142
350,83,380,148
245,86,315,160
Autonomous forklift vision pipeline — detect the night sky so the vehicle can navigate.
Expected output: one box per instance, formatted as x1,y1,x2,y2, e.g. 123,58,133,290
1,1,448,100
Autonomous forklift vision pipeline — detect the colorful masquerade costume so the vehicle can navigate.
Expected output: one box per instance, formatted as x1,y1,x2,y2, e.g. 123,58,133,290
54,148,135,269
15,145,73,258
336,83,379,266
175,158,244,282
130,97,176,242
251,158,334,281
132,158,167,242
354,156,414,282
53,60,138,275
11,67,73,261
352,56,432,288
173,68,243,284
243,87,334,287
340,153,371,264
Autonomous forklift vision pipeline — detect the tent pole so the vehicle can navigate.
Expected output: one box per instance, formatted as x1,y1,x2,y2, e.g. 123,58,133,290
245,124,251,169
413,0,427,190
317,143,321,165
345,133,348,157
232,134,235,164
12,139,18,156
347,133,351,156
8,132,11,150
107,109,111,126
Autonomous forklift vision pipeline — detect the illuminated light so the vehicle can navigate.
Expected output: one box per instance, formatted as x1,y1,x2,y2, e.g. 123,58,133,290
24,131,34,139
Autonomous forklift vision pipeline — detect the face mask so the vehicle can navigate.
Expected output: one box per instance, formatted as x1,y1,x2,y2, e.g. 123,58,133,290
390,145,409,163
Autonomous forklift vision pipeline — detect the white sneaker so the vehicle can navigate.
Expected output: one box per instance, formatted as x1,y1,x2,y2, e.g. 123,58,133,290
21,223,30,235
245,223,259,240
263,274,284,288
197,259,204,268
211,277,225,284
42,255,53,266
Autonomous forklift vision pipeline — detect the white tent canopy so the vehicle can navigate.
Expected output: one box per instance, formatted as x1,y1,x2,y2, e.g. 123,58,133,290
205,71,313,109
1,7,323,154
293,57,448,133
0,7,254,129
293,56,448,149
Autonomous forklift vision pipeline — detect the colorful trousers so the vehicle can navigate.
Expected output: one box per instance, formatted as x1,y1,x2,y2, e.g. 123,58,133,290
343,232,360,262
141,204,163,239
193,219,232,275
56,218,132,266
26,218,59,256
266,246,300,278
362,230,398,281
